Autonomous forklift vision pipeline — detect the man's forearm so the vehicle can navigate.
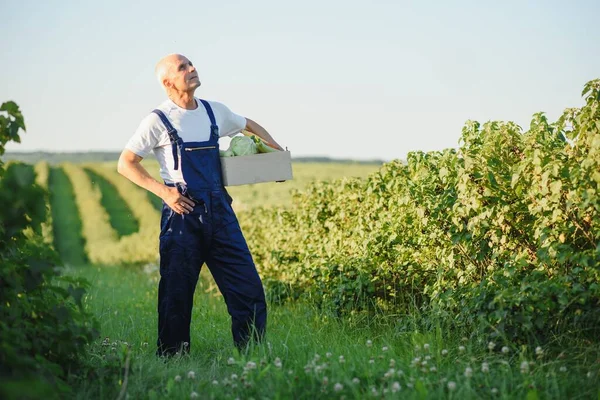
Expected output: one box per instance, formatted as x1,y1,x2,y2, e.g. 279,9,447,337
243,118,283,150
117,159,169,200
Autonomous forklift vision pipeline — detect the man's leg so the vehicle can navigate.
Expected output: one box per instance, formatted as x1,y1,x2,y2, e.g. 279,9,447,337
206,217,267,350
157,207,205,357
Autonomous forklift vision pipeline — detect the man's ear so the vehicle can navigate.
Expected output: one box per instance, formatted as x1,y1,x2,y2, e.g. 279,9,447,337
163,78,171,89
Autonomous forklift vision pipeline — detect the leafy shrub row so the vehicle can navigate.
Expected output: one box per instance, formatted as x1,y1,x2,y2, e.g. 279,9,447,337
242,79,600,342
0,102,98,399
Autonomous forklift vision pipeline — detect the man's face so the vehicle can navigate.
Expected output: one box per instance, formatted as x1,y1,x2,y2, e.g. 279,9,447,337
166,56,201,92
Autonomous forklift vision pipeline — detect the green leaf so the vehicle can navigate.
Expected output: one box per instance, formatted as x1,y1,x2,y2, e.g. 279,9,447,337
0,101,19,113
415,380,428,399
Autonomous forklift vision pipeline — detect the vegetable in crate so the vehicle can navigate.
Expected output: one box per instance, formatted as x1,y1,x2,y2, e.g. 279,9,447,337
230,136,258,156
220,134,282,157
251,135,279,153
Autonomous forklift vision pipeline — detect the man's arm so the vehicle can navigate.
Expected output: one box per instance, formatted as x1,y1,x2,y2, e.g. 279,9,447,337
242,118,284,150
117,150,194,215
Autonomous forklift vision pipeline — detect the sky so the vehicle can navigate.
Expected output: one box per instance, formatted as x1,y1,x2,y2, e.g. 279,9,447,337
1,0,599,162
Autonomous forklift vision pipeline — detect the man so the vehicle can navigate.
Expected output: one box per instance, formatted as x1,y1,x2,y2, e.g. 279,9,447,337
118,53,283,356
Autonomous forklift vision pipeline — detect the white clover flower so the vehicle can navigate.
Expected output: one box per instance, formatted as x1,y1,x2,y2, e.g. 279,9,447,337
174,375,181,382
430,366,437,372
366,340,373,347
459,346,466,353
482,362,489,373
392,382,401,393
369,358,375,364
382,346,389,352
371,387,378,395
464,367,473,378
339,355,345,363
326,352,332,358
322,376,329,385
447,381,457,391
488,342,496,351
245,361,257,370
407,382,414,389
314,353,321,361
441,349,448,356
274,357,282,368
190,392,198,398
187,371,195,380
384,368,395,379
352,377,360,384
304,365,312,373
587,371,593,378
491,388,498,395
231,373,238,380
397,369,404,377
212,380,219,385
389,359,396,368
314,365,322,373
423,343,430,351
520,361,529,374
501,346,510,354
425,355,431,361
227,357,236,365
535,346,543,356
334,383,343,392
559,366,567,373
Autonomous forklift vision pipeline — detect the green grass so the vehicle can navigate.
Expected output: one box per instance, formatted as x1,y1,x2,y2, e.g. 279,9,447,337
67,265,600,400
48,166,88,265
84,167,139,237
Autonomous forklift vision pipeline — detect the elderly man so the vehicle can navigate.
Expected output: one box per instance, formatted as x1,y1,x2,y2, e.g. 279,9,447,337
118,54,282,356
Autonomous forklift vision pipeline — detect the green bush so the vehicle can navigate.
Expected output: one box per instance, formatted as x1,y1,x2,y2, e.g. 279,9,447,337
0,101,99,399
241,79,600,342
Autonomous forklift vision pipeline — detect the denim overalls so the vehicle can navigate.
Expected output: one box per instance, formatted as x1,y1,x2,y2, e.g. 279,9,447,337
152,99,267,356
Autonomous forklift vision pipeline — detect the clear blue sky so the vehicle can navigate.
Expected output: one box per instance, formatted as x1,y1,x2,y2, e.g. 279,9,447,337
2,0,599,161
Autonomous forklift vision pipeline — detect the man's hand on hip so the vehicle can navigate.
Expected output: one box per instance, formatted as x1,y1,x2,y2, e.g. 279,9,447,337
163,186,195,215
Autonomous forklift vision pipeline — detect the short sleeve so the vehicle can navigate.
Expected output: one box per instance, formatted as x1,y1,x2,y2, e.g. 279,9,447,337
211,101,247,138
125,113,163,158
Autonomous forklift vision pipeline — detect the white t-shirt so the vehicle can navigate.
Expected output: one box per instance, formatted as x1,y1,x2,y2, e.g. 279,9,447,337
126,98,246,184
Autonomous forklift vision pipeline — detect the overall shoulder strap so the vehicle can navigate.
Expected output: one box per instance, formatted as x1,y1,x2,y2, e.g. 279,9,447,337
152,109,181,170
198,99,219,137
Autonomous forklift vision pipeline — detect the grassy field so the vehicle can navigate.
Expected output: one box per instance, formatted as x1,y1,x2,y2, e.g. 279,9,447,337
67,265,599,400
39,161,599,399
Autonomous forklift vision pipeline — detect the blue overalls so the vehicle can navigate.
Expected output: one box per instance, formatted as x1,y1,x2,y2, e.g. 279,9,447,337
152,99,267,356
